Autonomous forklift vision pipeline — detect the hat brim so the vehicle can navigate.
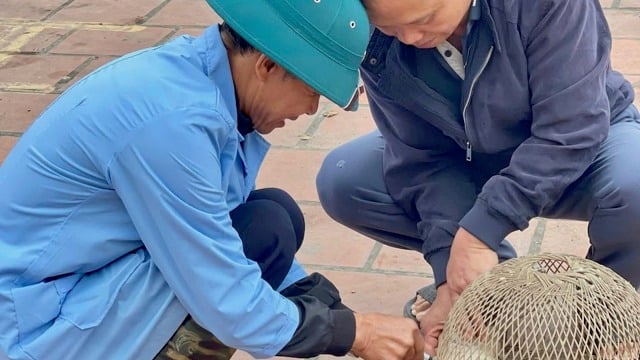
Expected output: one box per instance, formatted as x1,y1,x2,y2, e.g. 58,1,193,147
206,0,360,109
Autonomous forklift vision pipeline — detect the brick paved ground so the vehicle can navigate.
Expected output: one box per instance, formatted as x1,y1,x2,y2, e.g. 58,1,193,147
0,1,639,359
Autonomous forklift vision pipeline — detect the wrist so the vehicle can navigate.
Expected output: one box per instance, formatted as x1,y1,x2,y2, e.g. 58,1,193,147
350,313,370,357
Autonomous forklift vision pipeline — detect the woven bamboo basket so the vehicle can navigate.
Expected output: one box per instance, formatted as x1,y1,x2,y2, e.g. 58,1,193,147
437,253,640,360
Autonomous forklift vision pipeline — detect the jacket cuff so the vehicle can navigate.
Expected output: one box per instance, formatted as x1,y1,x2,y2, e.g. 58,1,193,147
459,199,519,252
327,309,356,355
425,248,450,287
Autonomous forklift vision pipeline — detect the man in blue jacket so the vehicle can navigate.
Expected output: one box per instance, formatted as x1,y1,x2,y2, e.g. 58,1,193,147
317,0,640,355
0,1,425,359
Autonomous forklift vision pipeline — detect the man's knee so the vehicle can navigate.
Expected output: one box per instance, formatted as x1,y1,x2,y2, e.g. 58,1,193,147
588,178,640,287
234,199,298,288
249,188,304,249
316,150,361,225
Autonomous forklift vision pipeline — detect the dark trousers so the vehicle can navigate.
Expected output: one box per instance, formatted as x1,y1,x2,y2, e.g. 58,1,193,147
231,188,304,289
155,187,304,359
316,105,640,289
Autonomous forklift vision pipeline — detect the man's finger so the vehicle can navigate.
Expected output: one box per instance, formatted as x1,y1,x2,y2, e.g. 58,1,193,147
423,332,438,357
412,325,425,359
403,344,416,360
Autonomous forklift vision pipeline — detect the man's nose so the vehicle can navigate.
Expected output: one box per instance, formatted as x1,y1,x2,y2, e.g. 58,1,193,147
306,95,320,115
398,29,423,46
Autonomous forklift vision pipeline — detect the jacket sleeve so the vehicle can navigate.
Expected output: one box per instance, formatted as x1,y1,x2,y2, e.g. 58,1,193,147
460,0,611,248
107,107,299,358
364,81,478,286
277,272,356,357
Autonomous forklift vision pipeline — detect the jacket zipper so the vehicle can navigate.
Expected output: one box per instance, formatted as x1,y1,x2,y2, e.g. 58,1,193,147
462,45,494,162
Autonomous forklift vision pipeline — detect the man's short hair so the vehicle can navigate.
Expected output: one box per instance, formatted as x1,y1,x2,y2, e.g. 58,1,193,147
220,22,256,54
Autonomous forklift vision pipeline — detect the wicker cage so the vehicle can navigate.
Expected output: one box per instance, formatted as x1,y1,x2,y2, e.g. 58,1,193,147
437,253,640,360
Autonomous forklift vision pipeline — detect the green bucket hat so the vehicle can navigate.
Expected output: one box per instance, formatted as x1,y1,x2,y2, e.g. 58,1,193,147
205,0,369,110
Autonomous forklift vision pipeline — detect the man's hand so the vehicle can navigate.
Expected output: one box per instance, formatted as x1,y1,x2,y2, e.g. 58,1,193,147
421,228,498,356
420,283,454,356
351,312,424,360
446,227,498,301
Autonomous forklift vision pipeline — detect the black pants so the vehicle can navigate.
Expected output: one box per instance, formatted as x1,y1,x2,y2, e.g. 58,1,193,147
230,187,304,289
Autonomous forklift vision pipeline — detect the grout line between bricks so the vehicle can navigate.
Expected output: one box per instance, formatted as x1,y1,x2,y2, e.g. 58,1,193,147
527,218,547,255
54,56,98,92
41,0,77,21
141,0,173,24
41,28,78,54
362,242,384,271
296,200,321,207
0,131,23,137
296,103,332,148
47,51,135,57
0,83,55,93
1,19,150,32
154,27,180,47
302,263,432,278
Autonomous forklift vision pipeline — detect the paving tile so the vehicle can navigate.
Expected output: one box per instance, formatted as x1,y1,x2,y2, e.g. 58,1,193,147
0,136,18,164
146,0,223,26
296,204,375,268
304,106,377,150
508,217,539,256
539,219,590,257
619,0,640,8
358,89,369,106
172,27,207,38
1,0,69,20
262,111,316,148
51,27,174,56
0,25,21,50
15,27,71,53
256,148,328,202
49,0,165,24
600,0,615,8
0,92,57,132
58,56,115,91
316,269,425,315
611,39,640,76
0,54,89,92
604,10,640,38
372,245,433,275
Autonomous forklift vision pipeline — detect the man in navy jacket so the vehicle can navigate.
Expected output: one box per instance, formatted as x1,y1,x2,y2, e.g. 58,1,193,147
0,1,425,359
317,0,639,355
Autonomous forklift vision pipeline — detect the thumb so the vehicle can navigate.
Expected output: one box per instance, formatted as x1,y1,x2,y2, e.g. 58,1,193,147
423,326,441,356
423,332,438,357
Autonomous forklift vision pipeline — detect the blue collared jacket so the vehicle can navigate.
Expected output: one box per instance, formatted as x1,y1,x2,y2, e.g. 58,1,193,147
0,25,306,360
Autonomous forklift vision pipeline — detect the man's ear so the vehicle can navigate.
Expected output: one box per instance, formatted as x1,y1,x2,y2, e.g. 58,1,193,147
255,54,278,82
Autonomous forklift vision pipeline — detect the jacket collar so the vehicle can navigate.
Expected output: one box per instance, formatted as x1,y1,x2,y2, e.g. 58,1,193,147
476,0,502,53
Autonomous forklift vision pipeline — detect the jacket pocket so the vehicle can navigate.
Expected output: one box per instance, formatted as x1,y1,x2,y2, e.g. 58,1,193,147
12,282,63,338
59,249,146,330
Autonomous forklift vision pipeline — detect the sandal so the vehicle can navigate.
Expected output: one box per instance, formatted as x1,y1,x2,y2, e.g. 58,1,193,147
403,283,437,324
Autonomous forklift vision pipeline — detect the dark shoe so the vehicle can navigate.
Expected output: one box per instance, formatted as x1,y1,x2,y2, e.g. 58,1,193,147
402,283,437,325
